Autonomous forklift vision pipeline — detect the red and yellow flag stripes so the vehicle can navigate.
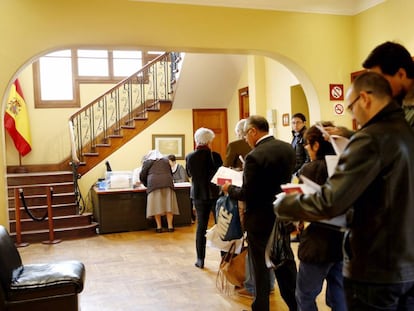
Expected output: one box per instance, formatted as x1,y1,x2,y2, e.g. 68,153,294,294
4,79,32,156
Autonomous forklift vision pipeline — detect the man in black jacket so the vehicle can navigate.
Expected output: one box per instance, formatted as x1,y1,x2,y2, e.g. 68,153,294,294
222,115,297,311
275,72,414,310
363,41,414,129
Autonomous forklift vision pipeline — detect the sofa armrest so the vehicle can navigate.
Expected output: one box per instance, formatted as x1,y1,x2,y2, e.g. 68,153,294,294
11,260,85,293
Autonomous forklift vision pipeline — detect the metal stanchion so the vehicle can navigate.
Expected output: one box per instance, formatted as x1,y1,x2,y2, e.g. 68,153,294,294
14,188,29,247
42,186,61,245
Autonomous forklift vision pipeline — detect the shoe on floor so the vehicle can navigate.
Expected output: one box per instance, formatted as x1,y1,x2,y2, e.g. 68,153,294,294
168,228,174,232
155,228,162,233
237,288,253,299
194,258,204,269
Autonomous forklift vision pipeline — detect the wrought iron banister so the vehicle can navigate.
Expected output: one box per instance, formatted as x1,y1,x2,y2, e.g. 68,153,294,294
69,52,180,165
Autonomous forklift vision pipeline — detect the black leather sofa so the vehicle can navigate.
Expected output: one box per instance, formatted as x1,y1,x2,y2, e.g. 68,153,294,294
0,226,85,311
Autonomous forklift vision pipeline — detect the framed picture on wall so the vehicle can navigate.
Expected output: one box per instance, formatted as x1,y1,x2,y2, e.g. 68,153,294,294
282,113,290,126
152,134,185,159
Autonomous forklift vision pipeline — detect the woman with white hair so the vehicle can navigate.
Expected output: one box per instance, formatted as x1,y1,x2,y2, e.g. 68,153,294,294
186,128,223,268
140,149,179,233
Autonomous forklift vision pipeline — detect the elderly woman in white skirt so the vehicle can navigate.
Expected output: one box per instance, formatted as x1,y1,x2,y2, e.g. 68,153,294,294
140,150,180,233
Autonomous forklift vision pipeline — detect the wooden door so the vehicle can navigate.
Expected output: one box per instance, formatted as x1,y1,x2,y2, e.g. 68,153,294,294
238,87,250,119
192,109,228,161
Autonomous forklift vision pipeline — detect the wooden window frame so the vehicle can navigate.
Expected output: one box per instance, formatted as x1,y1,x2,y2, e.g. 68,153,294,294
33,48,160,108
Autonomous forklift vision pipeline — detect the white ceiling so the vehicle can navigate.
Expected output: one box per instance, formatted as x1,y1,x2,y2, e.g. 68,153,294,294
172,53,247,109
130,0,386,15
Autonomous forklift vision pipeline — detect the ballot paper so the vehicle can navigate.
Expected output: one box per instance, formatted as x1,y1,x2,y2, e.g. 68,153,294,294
314,123,350,178
315,123,350,156
280,175,347,228
211,166,243,187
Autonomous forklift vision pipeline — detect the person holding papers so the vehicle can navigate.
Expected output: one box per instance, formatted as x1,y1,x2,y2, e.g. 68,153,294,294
222,115,297,311
275,72,414,310
296,125,346,311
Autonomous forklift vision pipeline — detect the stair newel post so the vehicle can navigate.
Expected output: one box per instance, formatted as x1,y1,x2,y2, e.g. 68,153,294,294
42,186,61,245
14,188,29,247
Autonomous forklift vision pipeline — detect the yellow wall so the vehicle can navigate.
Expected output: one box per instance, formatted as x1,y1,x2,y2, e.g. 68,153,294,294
0,0,404,227
353,0,414,71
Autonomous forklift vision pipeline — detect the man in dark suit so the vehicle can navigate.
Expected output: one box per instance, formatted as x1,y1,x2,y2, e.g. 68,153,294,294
223,119,252,170
222,115,297,311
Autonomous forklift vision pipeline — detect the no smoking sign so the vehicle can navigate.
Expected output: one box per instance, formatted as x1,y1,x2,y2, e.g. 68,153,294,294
334,103,345,115
329,84,344,101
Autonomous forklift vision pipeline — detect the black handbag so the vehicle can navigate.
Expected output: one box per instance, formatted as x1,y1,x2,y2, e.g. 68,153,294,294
266,219,295,269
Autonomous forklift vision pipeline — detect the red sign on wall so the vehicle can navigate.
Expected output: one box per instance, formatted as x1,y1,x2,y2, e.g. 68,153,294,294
329,84,344,101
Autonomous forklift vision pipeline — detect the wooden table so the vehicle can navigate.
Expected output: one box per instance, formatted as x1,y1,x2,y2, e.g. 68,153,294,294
91,182,192,234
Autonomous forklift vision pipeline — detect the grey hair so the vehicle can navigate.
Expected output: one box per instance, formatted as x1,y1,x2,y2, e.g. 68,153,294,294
235,119,246,139
194,127,215,145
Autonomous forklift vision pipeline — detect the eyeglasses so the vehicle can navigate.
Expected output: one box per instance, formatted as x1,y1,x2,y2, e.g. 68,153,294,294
347,95,360,112
243,127,254,138
347,91,373,112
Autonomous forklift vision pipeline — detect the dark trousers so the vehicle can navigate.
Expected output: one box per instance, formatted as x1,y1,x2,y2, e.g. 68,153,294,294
248,228,297,311
248,229,272,311
194,199,216,260
344,278,414,311
274,259,298,311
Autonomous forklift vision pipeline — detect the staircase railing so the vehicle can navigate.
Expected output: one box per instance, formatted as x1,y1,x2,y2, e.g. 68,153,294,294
69,52,179,165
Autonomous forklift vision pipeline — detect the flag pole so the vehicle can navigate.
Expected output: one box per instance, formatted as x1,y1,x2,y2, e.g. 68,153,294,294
16,153,28,173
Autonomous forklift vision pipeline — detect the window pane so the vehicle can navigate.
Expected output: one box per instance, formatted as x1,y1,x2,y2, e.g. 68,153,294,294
77,49,109,76
147,51,164,55
78,58,109,76
113,58,142,76
113,50,142,58
39,51,73,100
113,50,142,77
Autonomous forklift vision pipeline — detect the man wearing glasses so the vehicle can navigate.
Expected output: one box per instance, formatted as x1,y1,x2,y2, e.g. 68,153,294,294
222,115,297,311
291,112,310,175
275,72,414,310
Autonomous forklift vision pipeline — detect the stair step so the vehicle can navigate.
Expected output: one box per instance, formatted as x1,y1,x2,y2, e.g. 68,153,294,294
83,152,99,156
9,203,78,220
8,193,76,209
146,107,160,111
121,125,135,129
7,171,73,185
9,213,94,232
8,182,74,196
9,223,99,244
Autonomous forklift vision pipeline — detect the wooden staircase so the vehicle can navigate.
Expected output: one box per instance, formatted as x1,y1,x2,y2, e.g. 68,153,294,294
7,171,98,244
73,99,173,176
5,52,180,242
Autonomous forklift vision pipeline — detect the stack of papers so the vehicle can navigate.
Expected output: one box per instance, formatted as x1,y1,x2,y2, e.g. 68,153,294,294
211,166,243,187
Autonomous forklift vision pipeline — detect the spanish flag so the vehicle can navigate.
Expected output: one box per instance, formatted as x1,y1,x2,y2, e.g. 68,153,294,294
4,79,32,156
